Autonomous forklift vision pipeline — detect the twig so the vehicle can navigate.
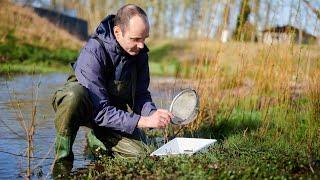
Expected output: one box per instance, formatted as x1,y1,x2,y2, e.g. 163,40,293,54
5,80,28,133
0,149,54,160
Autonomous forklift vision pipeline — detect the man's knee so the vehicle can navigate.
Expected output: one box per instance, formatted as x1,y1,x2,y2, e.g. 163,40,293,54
112,137,149,158
67,83,89,107
53,82,91,112
111,129,150,158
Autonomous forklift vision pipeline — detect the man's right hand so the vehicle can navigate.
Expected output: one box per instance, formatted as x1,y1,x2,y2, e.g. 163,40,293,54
137,109,174,128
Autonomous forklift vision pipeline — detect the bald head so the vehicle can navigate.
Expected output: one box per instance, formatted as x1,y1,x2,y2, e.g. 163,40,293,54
114,4,149,33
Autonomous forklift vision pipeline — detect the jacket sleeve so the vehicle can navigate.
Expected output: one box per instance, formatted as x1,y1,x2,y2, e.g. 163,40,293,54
133,53,157,116
74,43,140,134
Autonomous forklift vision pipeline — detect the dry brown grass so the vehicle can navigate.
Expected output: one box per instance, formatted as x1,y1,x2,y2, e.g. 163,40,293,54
0,1,84,50
150,39,320,137
170,40,320,137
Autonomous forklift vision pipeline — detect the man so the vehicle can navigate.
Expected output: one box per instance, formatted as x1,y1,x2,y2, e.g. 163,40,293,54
51,4,173,175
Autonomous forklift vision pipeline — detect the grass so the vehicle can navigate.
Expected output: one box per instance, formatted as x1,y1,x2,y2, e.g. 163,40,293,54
2,1,319,179
89,144,314,179
2,35,318,178
2,34,319,178
71,107,319,179
68,39,320,178
1,3,320,176
0,63,69,74
0,30,78,74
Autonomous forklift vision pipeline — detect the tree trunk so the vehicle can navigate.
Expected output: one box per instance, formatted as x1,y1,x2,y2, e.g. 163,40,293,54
234,0,251,41
251,0,260,42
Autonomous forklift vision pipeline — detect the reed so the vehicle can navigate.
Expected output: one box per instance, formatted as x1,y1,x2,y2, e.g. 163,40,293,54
5,69,41,179
180,40,320,165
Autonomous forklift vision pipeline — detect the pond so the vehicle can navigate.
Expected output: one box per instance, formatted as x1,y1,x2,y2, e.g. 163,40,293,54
0,73,184,179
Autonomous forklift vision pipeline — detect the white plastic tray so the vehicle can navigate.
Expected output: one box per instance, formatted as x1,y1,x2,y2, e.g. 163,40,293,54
150,137,217,156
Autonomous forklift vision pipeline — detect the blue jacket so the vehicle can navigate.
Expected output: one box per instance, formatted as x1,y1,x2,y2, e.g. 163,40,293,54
73,15,157,134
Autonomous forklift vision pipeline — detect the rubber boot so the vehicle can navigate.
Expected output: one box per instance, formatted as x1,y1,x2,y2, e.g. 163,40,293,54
86,130,108,159
52,134,75,178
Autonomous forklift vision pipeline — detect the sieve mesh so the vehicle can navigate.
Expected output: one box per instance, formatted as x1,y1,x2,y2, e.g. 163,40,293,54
170,89,199,125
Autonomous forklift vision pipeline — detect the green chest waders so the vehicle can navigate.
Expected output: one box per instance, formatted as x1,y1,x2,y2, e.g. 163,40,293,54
51,42,148,177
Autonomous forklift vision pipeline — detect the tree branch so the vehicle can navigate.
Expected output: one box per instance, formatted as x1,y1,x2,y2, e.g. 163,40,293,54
303,0,320,20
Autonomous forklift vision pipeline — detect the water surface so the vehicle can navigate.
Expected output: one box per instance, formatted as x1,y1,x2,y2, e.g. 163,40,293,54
0,73,182,179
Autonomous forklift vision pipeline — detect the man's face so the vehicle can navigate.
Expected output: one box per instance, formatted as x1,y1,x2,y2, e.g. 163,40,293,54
114,15,149,56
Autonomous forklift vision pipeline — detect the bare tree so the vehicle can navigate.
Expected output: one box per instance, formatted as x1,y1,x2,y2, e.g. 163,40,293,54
251,0,260,42
234,0,251,41
263,1,271,30
219,0,231,42
152,0,164,38
302,0,320,20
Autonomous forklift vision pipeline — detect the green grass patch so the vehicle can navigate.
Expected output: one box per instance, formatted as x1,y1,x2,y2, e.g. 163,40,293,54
0,42,78,65
70,107,319,179
149,61,180,76
71,135,319,179
0,62,69,74
148,42,184,77
0,30,77,74
148,43,175,63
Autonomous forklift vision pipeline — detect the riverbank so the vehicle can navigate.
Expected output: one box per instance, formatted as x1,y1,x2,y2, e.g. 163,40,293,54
0,60,180,76
0,36,184,76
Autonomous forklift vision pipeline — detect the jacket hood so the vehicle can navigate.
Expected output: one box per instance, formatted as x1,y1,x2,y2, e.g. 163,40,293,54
93,15,118,51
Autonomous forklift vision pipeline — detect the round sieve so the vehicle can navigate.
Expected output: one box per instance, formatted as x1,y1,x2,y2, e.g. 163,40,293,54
169,89,199,125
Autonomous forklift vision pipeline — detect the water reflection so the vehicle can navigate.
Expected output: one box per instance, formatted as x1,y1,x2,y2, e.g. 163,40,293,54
0,74,90,179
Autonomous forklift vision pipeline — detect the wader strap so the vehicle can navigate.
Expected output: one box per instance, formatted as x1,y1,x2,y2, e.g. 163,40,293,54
131,64,137,110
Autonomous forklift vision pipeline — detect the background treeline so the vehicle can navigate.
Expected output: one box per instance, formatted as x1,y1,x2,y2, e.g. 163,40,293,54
15,0,320,41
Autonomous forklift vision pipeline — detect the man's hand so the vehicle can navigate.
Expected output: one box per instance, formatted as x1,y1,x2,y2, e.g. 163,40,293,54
137,109,174,128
